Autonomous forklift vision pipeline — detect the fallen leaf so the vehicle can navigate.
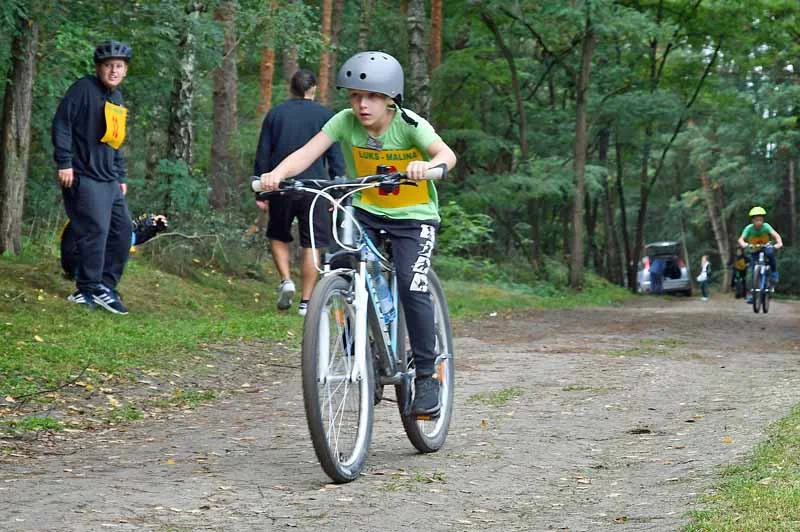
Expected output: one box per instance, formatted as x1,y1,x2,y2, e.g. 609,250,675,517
164,459,176,465
723,436,733,443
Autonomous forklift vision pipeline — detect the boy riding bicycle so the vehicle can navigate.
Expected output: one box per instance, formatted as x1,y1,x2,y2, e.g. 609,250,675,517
737,206,783,303
258,51,457,416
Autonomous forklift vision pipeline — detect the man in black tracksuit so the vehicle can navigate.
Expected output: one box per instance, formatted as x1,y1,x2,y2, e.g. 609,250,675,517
52,40,133,314
254,69,345,316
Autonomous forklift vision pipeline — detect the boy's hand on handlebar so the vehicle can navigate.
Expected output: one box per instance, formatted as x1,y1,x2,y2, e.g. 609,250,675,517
259,172,284,192
405,160,431,181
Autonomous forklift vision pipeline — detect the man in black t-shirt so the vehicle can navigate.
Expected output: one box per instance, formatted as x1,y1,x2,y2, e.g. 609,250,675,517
254,70,345,316
52,40,133,315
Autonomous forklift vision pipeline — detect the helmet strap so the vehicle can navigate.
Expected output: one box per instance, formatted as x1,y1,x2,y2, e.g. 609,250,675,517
393,99,418,127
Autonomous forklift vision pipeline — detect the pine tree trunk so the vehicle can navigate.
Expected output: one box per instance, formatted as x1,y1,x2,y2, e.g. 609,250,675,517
0,17,38,255
357,0,374,50
209,1,239,210
430,0,442,71
167,2,203,168
788,158,797,246
317,0,333,106
258,47,276,115
614,128,633,289
257,0,278,115
406,0,430,118
700,169,730,290
569,24,596,290
327,0,345,103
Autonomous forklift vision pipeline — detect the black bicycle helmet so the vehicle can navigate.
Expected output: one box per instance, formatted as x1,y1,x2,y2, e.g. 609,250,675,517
94,40,132,64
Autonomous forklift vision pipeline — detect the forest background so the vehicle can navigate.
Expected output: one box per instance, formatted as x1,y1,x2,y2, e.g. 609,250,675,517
0,0,798,294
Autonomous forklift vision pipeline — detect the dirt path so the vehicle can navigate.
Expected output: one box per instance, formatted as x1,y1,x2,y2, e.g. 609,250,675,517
3,296,800,531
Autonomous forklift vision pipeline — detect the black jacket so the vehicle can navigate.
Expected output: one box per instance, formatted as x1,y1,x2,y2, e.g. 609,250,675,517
253,98,345,179
52,75,127,182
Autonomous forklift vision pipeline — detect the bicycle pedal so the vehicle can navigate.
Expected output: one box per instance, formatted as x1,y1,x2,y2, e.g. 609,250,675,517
414,411,440,421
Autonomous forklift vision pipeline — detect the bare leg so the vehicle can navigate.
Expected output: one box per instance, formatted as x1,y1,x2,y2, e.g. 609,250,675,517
300,247,321,301
270,239,292,281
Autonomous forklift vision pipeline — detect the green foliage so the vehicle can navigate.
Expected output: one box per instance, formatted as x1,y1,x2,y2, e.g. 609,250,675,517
128,159,209,215
438,201,494,257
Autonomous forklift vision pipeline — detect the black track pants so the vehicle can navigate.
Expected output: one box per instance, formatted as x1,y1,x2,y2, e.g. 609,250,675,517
356,209,439,377
62,176,132,293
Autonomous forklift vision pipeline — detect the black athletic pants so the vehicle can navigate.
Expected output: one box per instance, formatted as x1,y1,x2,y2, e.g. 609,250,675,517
355,209,438,378
62,176,132,293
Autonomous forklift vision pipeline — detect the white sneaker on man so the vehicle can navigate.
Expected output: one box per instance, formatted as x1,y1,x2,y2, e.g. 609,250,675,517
277,279,295,310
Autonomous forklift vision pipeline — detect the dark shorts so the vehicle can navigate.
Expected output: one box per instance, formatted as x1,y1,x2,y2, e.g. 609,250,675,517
266,192,332,248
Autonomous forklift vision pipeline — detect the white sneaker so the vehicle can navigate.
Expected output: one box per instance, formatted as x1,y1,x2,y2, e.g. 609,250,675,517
298,300,308,317
277,280,295,310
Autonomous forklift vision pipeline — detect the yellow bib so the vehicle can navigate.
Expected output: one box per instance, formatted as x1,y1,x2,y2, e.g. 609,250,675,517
100,101,127,150
352,147,430,209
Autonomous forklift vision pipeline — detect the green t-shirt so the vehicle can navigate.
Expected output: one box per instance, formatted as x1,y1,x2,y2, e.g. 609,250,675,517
741,222,774,247
322,107,441,221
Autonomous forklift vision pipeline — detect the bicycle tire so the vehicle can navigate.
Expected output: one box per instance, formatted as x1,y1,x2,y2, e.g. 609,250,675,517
395,270,455,454
302,274,374,483
752,268,761,314
762,275,771,313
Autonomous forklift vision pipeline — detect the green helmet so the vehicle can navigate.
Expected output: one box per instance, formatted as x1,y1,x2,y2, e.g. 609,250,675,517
748,206,767,217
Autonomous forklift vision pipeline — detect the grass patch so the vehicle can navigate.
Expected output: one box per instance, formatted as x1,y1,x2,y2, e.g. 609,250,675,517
685,404,800,531
468,387,524,407
1,415,64,435
606,338,687,357
104,405,145,424
0,245,301,400
443,273,632,319
151,389,219,409
562,385,609,393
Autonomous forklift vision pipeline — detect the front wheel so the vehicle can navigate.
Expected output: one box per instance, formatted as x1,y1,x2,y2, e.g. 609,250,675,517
762,274,771,313
302,274,374,483
395,270,455,454
752,268,761,314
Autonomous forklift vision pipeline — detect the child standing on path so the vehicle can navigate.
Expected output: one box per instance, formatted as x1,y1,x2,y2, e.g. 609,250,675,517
697,255,711,301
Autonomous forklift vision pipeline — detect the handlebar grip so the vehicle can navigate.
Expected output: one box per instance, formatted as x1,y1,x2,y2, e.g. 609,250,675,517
424,163,448,180
251,177,264,193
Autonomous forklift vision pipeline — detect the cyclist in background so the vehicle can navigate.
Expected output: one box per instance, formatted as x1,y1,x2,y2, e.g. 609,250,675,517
258,51,457,416
729,247,747,295
737,206,783,303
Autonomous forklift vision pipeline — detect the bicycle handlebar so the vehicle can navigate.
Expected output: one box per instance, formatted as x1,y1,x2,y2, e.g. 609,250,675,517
250,163,448,194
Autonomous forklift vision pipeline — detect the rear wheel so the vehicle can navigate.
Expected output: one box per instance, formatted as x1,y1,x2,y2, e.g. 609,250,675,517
302,274,374,483
395,270,455,454
752,268,761,314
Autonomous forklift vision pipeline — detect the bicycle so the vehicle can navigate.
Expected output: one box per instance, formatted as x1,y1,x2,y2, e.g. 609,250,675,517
747,243,775,314
251,165,455,483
